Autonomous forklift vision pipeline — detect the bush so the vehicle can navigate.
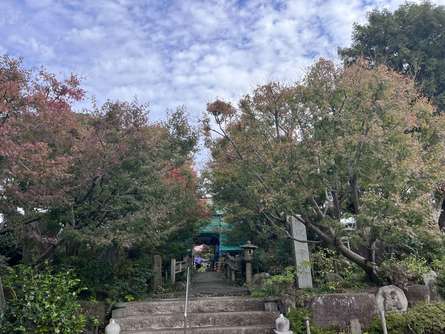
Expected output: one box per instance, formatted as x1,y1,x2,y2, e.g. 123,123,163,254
56,244,153,301
1,265,86,334
287,308,336,334
311,248,366,292
367,303,445,334
251,266,295,297
436,270,445,299
380,255,430,287
287,308,311,334
432,256,445,299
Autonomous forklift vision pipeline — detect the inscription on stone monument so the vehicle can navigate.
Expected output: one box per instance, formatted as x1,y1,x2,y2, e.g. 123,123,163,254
289,216,313,288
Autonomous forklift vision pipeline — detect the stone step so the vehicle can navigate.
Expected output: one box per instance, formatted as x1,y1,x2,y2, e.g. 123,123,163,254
113,297,267,318
117,311,276,331
121,325,274,334
122,325,274,334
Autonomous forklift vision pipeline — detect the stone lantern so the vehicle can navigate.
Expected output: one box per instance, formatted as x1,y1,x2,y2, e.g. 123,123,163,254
241,241,257,286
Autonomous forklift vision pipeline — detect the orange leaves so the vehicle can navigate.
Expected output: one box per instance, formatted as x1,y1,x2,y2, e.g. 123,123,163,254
0,57,85,209
207,99,235,118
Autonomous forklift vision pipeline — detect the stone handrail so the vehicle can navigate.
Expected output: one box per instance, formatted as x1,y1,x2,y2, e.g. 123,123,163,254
171,256,190,284
223,254,241,282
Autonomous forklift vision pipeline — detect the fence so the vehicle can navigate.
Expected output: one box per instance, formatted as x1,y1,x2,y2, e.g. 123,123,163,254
171,256,189,285
223,254,242,282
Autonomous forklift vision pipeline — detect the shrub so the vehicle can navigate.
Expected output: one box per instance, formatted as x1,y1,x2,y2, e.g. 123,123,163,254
367,303,445,334
251,266,295,297
311,248,366,292
287,308,336,334
287,308,311,334
1,265,86,334
436,270,445,298
432,256,445,299
380,255,430,287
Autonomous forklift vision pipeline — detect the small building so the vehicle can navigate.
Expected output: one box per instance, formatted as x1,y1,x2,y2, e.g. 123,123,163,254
194,210,241,268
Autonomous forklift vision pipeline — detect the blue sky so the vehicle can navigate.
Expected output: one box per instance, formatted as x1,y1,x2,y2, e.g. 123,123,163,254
1,0,444,166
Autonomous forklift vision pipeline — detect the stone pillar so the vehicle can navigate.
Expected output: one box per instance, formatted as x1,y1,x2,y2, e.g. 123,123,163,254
153,255,163,290
289,216,313,288
245,261,253,286
350,319,362,334
231,268,236,282
170,258,176,285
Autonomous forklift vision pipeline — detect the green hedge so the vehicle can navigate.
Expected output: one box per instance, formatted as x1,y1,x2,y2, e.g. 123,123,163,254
287,308,335,334
367,303,445,334
1,265,86,334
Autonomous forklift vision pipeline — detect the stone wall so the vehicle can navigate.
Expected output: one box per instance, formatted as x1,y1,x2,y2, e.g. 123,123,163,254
307,293,378,329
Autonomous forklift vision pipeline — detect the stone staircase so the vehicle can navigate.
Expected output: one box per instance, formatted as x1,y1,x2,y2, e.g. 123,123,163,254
112,296,278,333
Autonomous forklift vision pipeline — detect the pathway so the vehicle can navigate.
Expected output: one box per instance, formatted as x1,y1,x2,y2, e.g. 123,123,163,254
112,271,278,333
190,271,249,297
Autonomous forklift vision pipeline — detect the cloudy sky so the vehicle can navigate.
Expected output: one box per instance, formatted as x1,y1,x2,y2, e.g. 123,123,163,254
1,0,444,166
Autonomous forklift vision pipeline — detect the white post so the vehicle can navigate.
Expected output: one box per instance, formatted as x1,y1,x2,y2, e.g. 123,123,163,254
304,317,311,334
379,310,388,334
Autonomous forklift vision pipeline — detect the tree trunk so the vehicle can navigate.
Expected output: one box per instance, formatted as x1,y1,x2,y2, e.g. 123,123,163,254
306,221,381,283
0,275,5,316
350,174,360,214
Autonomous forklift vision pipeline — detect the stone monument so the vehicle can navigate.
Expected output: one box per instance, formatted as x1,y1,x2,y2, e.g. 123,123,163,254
423,270,438,289
289,216,313,288
376,285,408,313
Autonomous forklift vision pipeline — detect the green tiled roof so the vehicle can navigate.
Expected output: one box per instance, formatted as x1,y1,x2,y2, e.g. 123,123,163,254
199,214,241,252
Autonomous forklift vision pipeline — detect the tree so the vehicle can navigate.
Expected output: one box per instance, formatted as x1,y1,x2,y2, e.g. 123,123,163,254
340,2,445,111
0,56,84,212
204,59,445,282
0,58,206,298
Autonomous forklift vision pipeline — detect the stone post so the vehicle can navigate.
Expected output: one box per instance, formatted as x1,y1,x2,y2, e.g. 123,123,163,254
350,319,362,334
170,258,176,285
289,216,313,288
379,310,388,334
153,255,162,290
304,317,311,334
245,261,252,286
231,268,236,282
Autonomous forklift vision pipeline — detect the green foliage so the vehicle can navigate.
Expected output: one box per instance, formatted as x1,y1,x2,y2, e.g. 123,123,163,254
341,2,445,111
252,238,293,274
251,266,295,297
380,255,430,286
311,248,366,291
367,303,445,334
433,257,445,298
287,308,311,334
0,56,205,304
287,308,336,334
1,265,86,334
205,58,445,282
55,244,154,301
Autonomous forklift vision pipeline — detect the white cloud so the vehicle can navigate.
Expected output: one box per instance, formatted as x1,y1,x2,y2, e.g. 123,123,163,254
0,0,444,167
